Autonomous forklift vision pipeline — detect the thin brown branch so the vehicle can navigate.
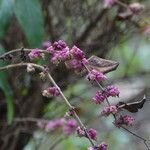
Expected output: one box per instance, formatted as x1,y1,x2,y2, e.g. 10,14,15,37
0,59,96,147
84,64,150,150
0,63,43,72
121,126,150,150
0,48,48,60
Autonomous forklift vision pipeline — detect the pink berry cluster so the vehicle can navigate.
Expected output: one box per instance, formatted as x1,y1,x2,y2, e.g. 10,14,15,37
87,69,107,82
101,105,118,116
37,118,77,136
88,142,107,150
42,86,60,97
76,126,97,141
114,115,135,127
28,48,44,60
88,67,134,127
92,86,119,104
28,40,137,150
76,126,108,149
29,40,89,73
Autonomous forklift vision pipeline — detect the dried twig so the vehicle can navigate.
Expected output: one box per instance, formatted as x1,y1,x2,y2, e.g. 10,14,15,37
0,57,96,147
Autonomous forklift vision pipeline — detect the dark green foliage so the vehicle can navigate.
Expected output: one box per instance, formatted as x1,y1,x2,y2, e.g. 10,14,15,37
0,48,14,124
13,0,45,47
0,0,13,38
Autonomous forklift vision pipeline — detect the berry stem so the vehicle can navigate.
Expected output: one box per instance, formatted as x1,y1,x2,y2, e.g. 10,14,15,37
0,61,95,147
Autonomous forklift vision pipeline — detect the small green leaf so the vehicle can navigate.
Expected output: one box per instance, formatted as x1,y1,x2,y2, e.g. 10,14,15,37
13,0,45,47
0,47,14,124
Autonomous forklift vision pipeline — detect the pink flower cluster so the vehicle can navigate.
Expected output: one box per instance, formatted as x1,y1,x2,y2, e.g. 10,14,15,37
38,118,77,136
92,91,106,104
65,46,88,72
101,105,118,116
45,118,65,131
70,46,85,60
105,86,120,97
88,142,107,150
76,126,97,141
32,40,138,150
92,86,119,104
53,40,67,50
45,40,70,64
63,119,77,135
114,115,135,127
65,58,88,73
42,86,60,97
87,69,107,82
51,47,70,64
28,48,43,60
45,40,88,72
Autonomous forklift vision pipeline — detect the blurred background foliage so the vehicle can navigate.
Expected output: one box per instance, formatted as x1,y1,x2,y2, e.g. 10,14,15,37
0,0,150,150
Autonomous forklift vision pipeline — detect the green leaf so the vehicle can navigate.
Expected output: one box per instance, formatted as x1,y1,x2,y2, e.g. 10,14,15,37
13,0,45,47
0,0,13,38
0,47,14,124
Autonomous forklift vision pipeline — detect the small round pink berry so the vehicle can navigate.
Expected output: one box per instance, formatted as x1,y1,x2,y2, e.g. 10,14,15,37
76,126,85,137
114,115,135,127
101,105,117,116
105,86,120,97
87,128,97,140
63,119,77,135
70,46,85,60
87,69,107,82
42,87,60,97
28,49,42,60
92,91,106,104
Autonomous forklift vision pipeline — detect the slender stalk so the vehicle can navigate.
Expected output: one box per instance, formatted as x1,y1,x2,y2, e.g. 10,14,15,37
46,67,95,146
1,49,149,149
84,64,150,150
121,126,150,150
0,48,48,60
14,117,66,150
83,64,111,106
0,61,95,147
0,63,43,71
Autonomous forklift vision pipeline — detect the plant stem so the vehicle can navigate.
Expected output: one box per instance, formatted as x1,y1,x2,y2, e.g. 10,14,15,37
0,48,48,60
46,68,95,146
84,64,150,150
0,62,95,147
